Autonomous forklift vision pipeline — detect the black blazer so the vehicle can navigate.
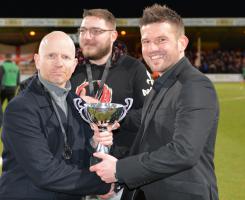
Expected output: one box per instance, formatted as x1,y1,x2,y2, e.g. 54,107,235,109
118,57,219,200
0,76,110,200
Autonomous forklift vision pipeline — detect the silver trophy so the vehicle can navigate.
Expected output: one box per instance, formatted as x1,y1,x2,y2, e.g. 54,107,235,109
74,98,133,165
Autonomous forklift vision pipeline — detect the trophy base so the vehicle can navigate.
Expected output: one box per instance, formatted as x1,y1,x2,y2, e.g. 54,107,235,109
90,156,102,166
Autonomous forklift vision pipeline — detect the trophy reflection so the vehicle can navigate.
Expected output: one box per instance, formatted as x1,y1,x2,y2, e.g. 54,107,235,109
74,98,133,165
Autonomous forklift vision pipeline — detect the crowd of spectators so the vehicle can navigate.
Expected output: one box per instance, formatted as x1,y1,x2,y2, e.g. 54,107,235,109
186,49,245,73
3,49,245,79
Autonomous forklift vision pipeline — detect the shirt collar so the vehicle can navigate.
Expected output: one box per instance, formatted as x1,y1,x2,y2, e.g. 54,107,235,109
38,72,71,102
153,57,185,92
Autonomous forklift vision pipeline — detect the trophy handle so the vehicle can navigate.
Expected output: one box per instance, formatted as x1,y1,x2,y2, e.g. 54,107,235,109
73,98,91,124
118,98,133,122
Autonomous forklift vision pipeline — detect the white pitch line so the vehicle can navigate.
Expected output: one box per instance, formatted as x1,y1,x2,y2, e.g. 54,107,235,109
219,96,245,102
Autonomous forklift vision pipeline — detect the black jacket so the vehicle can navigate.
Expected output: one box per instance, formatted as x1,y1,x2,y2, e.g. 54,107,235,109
118,57,219,200
0,76,110,200
71,53,153,158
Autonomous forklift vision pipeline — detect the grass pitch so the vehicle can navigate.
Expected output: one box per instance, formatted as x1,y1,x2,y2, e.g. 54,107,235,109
215,82,245,200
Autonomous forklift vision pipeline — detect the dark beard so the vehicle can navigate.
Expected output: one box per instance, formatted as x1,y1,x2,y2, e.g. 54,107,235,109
83,44,111,61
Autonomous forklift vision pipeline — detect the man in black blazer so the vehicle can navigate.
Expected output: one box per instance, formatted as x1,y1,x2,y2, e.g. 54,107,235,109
0,31,115,200
90,4,219,200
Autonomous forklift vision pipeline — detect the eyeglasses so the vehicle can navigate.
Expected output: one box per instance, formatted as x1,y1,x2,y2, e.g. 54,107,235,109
78,27,114,36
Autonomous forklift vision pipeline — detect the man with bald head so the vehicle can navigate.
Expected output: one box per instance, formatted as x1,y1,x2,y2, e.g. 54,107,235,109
0,31,113,200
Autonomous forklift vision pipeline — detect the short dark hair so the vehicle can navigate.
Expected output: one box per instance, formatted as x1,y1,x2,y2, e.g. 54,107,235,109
139,4,185,35
83,9,116,29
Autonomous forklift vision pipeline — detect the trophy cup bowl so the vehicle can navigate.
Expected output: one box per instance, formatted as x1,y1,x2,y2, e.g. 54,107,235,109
74,98,133,165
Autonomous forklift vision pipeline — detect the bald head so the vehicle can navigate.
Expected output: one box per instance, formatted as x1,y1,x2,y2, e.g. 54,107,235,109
34,31,78,88
38,31,76,56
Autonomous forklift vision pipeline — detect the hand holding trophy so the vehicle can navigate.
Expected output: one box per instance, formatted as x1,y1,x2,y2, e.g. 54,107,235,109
74,98,133,165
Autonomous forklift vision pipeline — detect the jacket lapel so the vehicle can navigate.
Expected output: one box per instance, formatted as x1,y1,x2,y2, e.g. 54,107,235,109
29,76,52,109
142,77,176,135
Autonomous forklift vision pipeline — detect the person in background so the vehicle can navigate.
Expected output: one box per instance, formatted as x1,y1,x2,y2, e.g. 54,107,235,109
90,4,220,200
0,31,116,200
0,53,20,104
71,8,153,200
71,8,153,161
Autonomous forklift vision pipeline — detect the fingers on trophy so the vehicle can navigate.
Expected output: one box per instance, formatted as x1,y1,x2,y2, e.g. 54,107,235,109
74,98,133,165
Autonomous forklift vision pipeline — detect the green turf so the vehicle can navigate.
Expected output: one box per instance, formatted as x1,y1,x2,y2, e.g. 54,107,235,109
214,82,245,200
0,83,245,199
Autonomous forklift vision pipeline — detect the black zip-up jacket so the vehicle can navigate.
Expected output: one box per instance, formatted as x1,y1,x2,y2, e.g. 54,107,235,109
71,47,153,158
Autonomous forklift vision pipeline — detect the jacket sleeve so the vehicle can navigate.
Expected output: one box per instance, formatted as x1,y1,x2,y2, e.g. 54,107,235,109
116,78,219,189
2,96,110,195
120,59,153,132
132,60,153,109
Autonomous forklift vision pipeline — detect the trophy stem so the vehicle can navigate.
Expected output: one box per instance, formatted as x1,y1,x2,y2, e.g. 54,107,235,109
98,125,107,132
90,143,110,166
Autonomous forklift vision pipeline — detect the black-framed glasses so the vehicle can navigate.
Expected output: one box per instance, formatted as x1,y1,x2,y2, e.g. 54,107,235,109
78,27,115,36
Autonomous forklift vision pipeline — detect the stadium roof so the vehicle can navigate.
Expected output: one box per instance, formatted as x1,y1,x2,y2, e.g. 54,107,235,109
0,0,244,18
